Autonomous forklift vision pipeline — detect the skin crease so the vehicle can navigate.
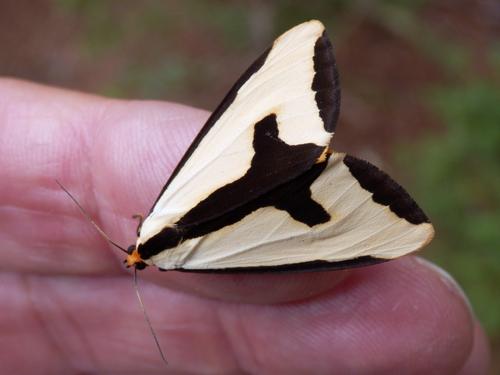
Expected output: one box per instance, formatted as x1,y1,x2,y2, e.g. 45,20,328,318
0,78,491,374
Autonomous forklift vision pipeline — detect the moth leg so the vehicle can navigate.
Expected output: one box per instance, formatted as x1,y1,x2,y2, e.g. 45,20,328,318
132,214,144,236
316,147,332,164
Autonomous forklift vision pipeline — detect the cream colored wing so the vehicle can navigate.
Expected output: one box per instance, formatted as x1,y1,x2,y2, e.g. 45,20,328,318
138,20,340,256
147,153,434,271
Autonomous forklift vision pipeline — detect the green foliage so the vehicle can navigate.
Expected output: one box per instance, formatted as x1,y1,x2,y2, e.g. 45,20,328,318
53,0,127,56
102,57,191,99
186,2,249,50
51,0,252,100
53,0,250,56
273,1,343,29
399,82,500,334
491,44,500,78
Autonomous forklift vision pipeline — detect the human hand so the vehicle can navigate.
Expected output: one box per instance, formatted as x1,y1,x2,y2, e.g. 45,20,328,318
0,79,490,374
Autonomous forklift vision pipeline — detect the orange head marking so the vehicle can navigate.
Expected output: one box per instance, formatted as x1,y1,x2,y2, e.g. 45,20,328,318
126,246,147,270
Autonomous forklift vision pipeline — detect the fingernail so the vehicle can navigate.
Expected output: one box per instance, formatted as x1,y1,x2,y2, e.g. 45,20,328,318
414,256,474,317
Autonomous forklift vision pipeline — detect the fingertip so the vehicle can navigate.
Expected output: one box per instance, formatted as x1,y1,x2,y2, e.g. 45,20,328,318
374,256,476,374
216,256,477,374
457,321,491,375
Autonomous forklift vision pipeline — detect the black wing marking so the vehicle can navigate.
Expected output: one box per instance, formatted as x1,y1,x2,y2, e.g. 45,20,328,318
313,31,340,132
167,256,387,273
138,115,331,260
343,155,430,225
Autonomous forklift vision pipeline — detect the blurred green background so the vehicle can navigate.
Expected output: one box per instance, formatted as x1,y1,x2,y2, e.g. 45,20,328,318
1,0,498,371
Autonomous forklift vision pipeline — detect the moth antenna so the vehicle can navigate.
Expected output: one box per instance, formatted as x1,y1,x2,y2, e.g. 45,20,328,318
55,180,128,254
133,268,168,366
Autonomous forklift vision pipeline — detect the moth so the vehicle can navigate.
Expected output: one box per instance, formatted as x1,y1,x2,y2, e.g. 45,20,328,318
125,20,434,272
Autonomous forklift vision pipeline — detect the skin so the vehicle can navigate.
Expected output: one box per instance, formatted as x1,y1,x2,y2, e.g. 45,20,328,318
0,78,491,374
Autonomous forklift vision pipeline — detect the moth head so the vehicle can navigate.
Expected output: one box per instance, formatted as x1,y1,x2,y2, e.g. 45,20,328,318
125,244,147,270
